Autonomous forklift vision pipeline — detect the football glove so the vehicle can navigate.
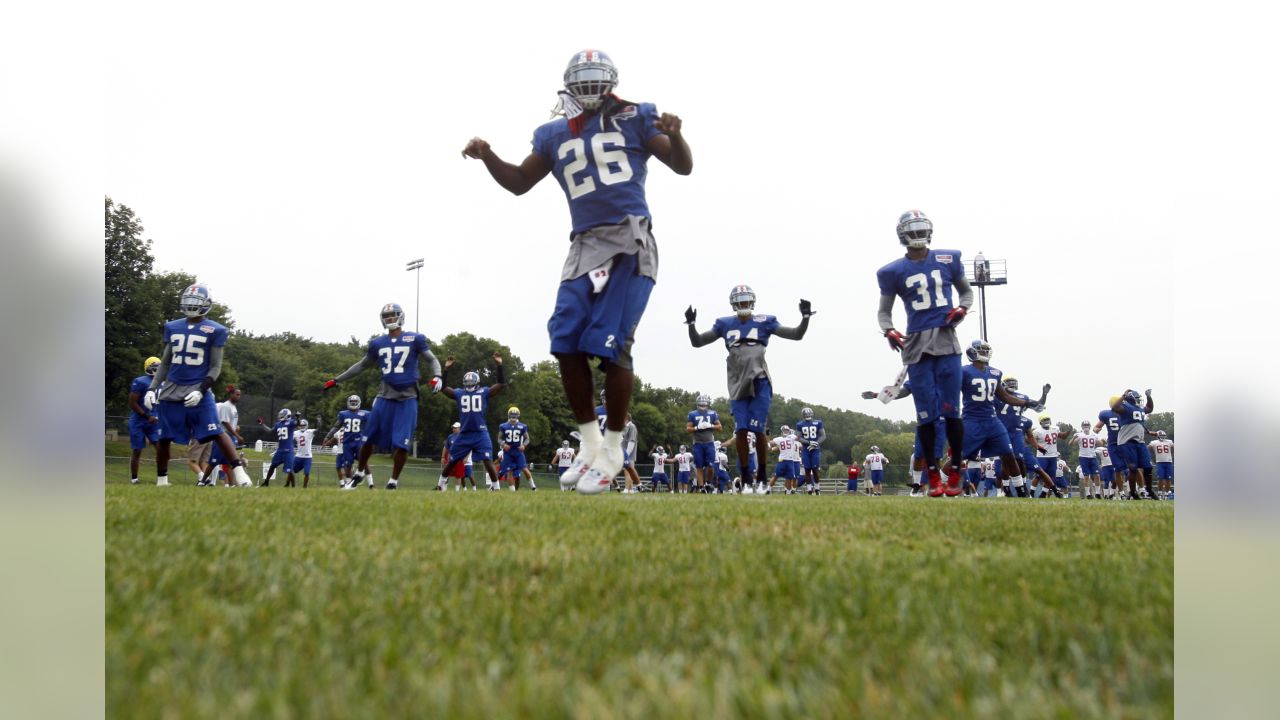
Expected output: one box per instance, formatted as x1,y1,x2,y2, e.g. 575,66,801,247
143,390,157,410
323,379,338,392
945,307,967,326
183,389,204,407
684,305,697,325
808,442,819,450
799,298,814,317
697,420,712,430
885,329,906,352
427,376,443,394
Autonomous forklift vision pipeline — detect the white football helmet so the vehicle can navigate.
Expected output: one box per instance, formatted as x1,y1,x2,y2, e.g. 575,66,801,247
462,372,480,390
380,303,405,331
562,440,570,448
896,210,933,249
967,340,992,363
679,445,687,453
1156,430,1167,439
180,283,213,318
298,418,308,429
564,49,617,111
696,393,711,409
729,284,756,318
780,425,793,436
870,445,879,453
347,394,361,410
801,407,814,420
655,445,665,454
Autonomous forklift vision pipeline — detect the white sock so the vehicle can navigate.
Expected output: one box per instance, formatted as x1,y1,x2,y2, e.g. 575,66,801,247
911,470,922,486
578,421,603,461
601,430,625,464
437,476,446,487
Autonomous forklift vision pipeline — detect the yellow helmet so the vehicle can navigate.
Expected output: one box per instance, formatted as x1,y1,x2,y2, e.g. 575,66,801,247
1108,395,1120,407
507,406,520,420
1038,413,1052,428
144,356,161,375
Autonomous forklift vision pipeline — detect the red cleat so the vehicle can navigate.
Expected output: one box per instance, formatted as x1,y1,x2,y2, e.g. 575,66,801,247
944,468,963,497
927,469,945,497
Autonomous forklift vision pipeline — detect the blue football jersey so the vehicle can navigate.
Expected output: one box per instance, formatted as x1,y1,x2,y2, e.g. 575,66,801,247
996,391,1029,431
710,315,782,348
273,418,297,445
796,419,824,444
161,317,229,385
337,409,369,443
595,404,608,432
1098,409,1121,443
128,375,153,424
1116,401,1147,428
875,249,966,334
687,409,719,429
498,421,529,449
531,102,663,234
365,332,431,389
454,386,492,433
961,364,1004,419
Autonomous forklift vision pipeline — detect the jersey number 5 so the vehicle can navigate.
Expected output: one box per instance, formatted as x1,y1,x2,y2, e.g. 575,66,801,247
559,132,632,199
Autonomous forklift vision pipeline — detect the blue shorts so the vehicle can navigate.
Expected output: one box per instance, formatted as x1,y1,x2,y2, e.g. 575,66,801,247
128,419,161,450
292,457,313,475
730,377,773,433
907,352,963,424
270,447,295,470
365,397,418,452
966,468,983,485
1117,442,1152,471
450,431,493,463
801,447,821,470
1155,462,1174,480
692,442,716,469
500,450,527,476
1079,456,1099,476
870,469,884,485
624,450,635,468
157,394,222,445
1100,465,1115,485
209,439,239,466
651,471,669,485
547,252,654,371
913,418,948,459
677,470,691,485
1107,444,1122,469
774,460,800,480
962,417,1013,460
338,442,362,469
1021,446,1040,474
715,468,732,484
1055,475,1068,489
748,453,758,473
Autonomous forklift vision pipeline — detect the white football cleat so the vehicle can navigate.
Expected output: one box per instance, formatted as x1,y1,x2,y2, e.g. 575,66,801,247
577,449,621,495
156,476,170,487
233,466,254,488
560,457,592,490
386,479,398,490
366,474,375,489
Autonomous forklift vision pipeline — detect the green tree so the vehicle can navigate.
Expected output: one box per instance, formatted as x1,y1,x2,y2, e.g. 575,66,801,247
105,197,158,414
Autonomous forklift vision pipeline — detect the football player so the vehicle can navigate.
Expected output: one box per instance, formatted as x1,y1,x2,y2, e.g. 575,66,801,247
322,395,369,487
673,445,694,493
959,340,1041,498
1149,430,1174,499
993,375,1052,497
649,445,672,492
260,409,297,488
876,210,974,496
770,426,803,494
1095,398,1128,498
1113,389,1157,499
686,285,813,489
290,418,317,488
435,353,506,491
1030,415,1067,498
713,441,733,494
143,283,253,488
686,393,722,492
863,446,889,496
498,407,533,491
1069,420,1103,499
621,413,641,493
550,440,577,485
796,408,826,495
463,49,693,496
323,303,443,490
860,383,944,496
126,356,163,484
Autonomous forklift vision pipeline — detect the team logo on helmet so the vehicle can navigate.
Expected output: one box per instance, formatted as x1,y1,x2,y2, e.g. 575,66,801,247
729,284,756,318
896,210,933,249
180,283,213,318
564,49,618,111
462,371,480,390
380,303,405,331
346,394,361,410
801,407,814,420
696,393,711,409
278,408,292,421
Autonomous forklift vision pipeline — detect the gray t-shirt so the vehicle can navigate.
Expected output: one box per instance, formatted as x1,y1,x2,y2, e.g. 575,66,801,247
726,344,769,400
900,326,962,365
560,215,658,282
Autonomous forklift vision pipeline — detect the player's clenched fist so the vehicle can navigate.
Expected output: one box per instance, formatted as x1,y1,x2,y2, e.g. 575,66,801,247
461,137,491,159
654,113,682,136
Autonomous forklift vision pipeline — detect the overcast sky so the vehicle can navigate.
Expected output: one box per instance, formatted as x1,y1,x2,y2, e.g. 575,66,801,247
102,1,1194,429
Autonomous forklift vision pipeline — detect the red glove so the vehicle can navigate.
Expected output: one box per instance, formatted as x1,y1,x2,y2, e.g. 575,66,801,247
427,376,443,394
323,379,337,391
945,307,967,326
885,329,906,352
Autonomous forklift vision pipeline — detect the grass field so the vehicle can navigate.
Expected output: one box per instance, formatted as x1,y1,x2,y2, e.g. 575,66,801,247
105,460,1173,719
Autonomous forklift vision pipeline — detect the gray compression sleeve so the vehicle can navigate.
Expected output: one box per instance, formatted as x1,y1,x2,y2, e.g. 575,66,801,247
422,349,442,378
815,425,827,445
878,295,896,332
955,276,974,309
148,344,174,390
205,346,224,383
689,324,719,347
773,315,809,341
334,355,374,383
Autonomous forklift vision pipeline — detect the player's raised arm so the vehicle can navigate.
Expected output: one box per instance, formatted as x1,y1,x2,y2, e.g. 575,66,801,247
645,112,693,175
488,352,507,395
773,299,814,340
685,306,719,347
440,356,457,399
461,139,552,196
420,347,443,394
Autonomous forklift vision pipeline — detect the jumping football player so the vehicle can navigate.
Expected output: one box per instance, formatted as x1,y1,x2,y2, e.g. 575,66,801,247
876,210,974,496
463,49,693,495
686,285,813,490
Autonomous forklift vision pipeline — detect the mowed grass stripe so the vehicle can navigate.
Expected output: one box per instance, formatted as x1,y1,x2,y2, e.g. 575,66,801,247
106,487,1172,719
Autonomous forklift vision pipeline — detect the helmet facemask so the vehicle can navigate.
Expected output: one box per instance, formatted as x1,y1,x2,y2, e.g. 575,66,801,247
564,50,617,111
